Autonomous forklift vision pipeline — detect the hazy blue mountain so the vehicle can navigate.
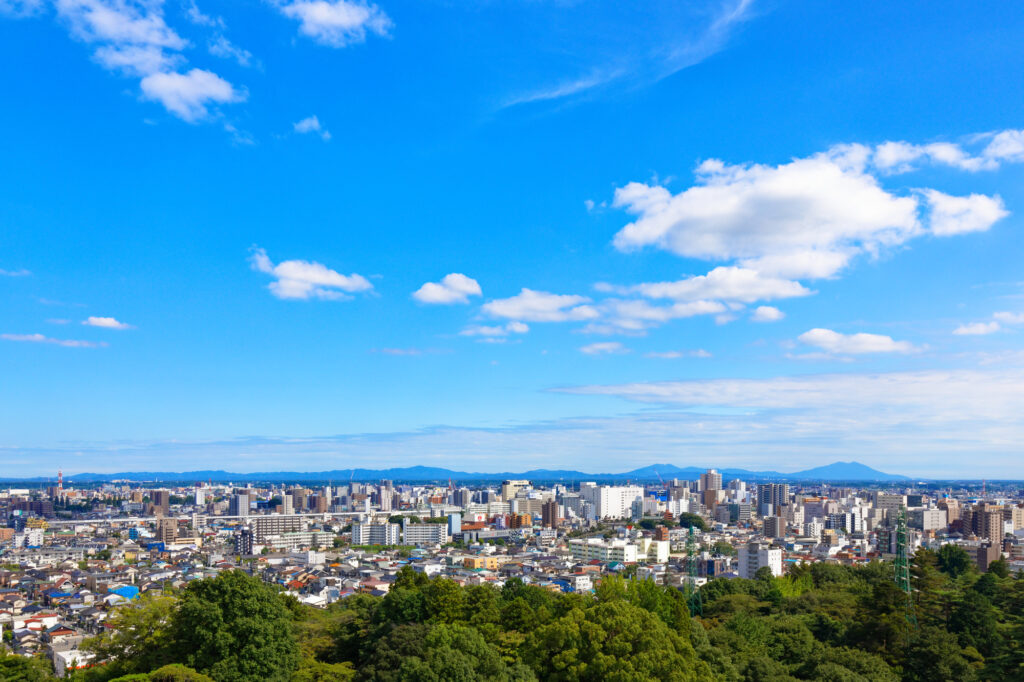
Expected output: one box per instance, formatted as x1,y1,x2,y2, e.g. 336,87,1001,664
5,460,910,483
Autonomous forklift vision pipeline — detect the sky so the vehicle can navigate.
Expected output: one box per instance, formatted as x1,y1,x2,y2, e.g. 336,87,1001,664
1,0,1023,478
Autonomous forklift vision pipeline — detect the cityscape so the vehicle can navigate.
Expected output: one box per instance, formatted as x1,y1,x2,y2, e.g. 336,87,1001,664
0,467,1022,677
3,0,1024,679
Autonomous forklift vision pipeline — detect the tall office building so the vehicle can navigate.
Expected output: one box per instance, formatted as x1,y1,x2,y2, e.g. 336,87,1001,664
699,469,722,492
757,484,790,516
763,516,786,539
230,493,250,517
542,499,559,528
501,480,530,501
281,494,294,515
234,527,254,555
156,518,177,544
151,490,170,517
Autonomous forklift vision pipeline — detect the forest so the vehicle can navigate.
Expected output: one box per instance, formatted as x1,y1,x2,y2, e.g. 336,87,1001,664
2,544,1022,681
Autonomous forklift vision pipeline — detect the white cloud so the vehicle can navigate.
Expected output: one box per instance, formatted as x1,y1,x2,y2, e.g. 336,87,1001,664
798,328,919,354
580,341,629,355
460,321,529,338
0,267,31,276
597,266,811,304
982,129,1024,163
249,247,372,300
277,0,391,47
993,311,1024,325
923,190,1008,236
184,0,221,27
83,316,133,329
612,146,920,280
1,333,106,348
26,0,246,122
590,298,725,333
644,349,711,359
751,305,784,322
209,35,253,67
872,140,995,173
482,289,598,323
413,273,482,305
293,115,331,141
953,321,1000,336
140,69,244,122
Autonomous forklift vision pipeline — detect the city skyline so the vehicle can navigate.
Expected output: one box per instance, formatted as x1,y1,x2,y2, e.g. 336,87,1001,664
3,1,1024,478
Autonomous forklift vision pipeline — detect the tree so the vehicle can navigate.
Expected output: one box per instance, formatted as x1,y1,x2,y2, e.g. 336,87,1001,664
0,651,54,682
678,513,709,531
523,601,711,680
398,624,533,681
937,544,973,579
169,570,300,681
83,594,178,676
711,541,736,557
988,558,1010,579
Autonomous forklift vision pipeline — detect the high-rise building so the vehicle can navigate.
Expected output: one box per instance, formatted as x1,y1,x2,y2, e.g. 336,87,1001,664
501,480,530,501
151,490,170,517
757,484,790,517
235,527,254,555
738,541,783,578
155,518,177,544
699,469,723,492
194,487,206,507
579,483,644,520
763,516,786,538
447,513,461,536
230,494,250,517
281,494,294,516
542,500,559,528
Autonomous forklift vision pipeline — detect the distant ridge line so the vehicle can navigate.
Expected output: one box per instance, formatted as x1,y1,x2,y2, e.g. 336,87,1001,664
2,460,911,483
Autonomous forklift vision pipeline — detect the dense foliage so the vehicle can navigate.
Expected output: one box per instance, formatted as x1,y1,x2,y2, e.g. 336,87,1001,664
33,550,1024,682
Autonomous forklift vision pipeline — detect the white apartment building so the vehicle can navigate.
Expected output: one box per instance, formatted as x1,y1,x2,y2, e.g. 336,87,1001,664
351,522,401,546
402,520,449,546
579,483,644,520
738,541,783,578
569,538,639,563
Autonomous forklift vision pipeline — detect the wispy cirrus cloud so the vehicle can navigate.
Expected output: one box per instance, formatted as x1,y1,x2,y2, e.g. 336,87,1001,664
2,332,107,348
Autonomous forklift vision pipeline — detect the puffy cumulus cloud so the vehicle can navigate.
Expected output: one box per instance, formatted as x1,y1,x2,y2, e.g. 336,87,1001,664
413,273,481,305
984,130,1024,163
1,332,106,348
482,289,598,323
8,0,247,122
596,266,811,304
140,68,243,122
751,305,784,322
249,247,372,300
276,0,391,47
580,341,629,355
293,115,331,141
798,328,919,355
82,316,133,329
611,136,1015,283
953,321,1000,336
612,146,920,280
923,190,1008,236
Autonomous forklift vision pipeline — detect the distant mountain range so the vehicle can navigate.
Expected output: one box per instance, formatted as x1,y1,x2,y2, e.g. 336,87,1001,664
4,461,911,483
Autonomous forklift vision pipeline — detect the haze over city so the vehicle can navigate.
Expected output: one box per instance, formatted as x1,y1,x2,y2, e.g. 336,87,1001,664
3,0,1024,479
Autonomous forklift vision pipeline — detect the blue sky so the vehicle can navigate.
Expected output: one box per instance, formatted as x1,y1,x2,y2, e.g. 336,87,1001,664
2,0,1023,478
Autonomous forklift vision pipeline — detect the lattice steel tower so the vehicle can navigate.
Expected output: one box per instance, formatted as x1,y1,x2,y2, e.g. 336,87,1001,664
894,505,917,628
685,525,703,617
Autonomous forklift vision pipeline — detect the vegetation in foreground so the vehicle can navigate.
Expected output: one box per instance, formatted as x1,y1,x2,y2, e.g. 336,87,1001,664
2,546,1023,681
